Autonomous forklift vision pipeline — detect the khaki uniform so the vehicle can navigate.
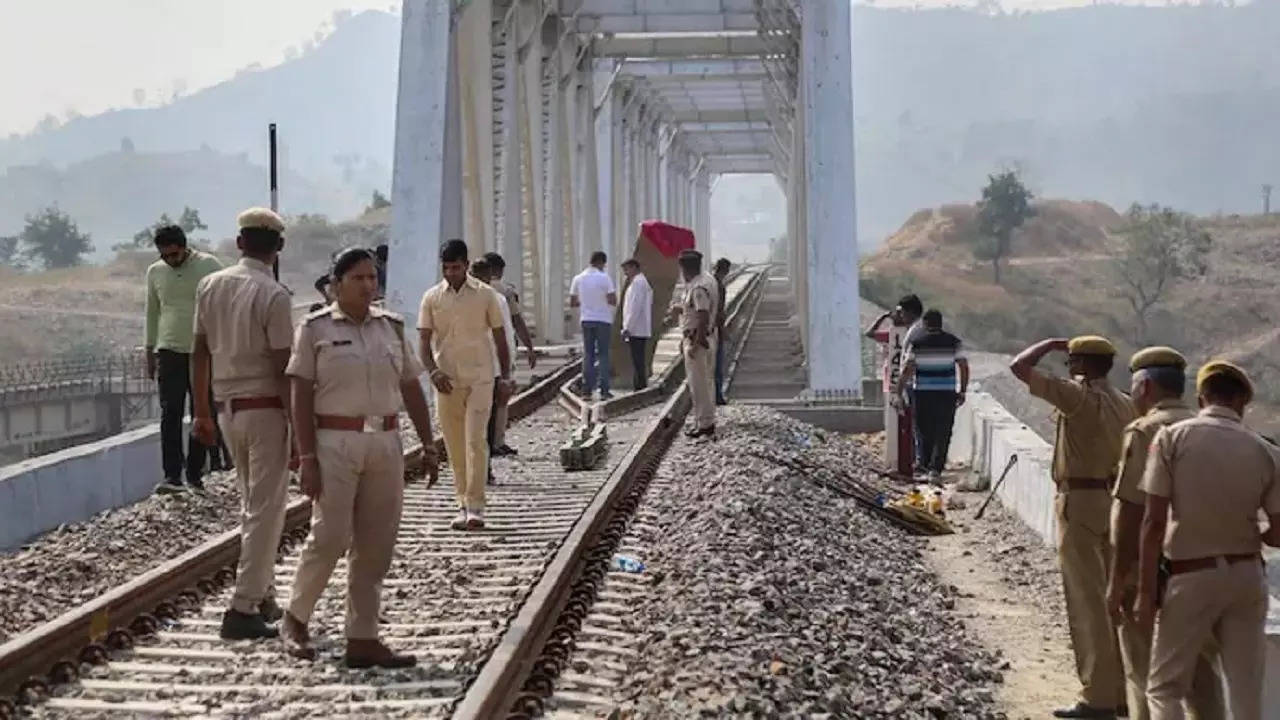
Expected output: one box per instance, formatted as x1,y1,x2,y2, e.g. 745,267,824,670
1111,400,1223,720
285,304,423,638
1141,407,1280,720
418,277,504,510
1029,372,1137,708
492,281,522,447
681,273,719,430
193,257,294,615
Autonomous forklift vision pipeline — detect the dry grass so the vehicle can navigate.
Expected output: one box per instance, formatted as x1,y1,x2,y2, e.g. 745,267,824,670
861,200,1280,434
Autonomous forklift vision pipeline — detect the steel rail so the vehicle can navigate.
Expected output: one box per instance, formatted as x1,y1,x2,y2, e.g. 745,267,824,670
453,268,767,718
0,358,582,713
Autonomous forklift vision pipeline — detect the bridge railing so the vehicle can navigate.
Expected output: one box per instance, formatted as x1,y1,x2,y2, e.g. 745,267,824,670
0,350,150,401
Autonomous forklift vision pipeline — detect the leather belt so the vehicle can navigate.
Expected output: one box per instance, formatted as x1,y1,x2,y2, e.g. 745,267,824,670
1064,477,1112,491
214,396,284,414
1168,553,1260,576
315,414,397,432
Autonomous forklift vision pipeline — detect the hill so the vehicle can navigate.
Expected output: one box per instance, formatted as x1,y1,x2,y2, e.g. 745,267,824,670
860,201,1280,434
0,148,363,257
4,5,1280,250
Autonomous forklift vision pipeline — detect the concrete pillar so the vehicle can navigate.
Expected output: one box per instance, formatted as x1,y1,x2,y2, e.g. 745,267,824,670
801,0,859,395
649,125,662,220
388,0,462,321
573,68,601,274
458,0,494,253
608,89,628,279
519,1,545,337
695,171,711,255
623,101,641,268
543,57,567,342
595,73,617,270
499,9,522,272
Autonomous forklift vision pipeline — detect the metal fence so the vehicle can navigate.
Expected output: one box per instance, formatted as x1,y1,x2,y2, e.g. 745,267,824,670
0,350,149,399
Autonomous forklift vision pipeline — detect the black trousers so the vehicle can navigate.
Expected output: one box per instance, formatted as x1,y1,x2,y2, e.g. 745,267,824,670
914,390,957,474
156,349,225,482
627,336,649,390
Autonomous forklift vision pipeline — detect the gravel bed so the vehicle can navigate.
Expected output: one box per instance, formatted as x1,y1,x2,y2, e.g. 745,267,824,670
609,405,1006,719
946,489,1067,622
0,466,289,644
28,401,656,719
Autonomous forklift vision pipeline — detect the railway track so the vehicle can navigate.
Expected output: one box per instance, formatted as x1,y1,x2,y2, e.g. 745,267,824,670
0,269,767,719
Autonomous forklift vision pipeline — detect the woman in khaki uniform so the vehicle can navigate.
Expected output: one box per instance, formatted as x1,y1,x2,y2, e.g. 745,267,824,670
279,248,439,668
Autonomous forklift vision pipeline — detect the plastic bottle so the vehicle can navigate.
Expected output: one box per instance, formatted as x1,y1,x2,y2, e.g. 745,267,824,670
611,555,645,573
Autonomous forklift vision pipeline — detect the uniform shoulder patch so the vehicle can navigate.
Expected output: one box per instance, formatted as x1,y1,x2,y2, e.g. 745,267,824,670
302,306,333,324
369,304,404,322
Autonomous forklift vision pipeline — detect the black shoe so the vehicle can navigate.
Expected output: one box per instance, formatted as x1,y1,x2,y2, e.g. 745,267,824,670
220,609,279,640
345,638,415,669
715,398,728,406
155,479,185,496
1116,707,1128,719
258,596,284,623
1053,703,1116,719
600,391,615,400
186,477,206,493
492,444,517,457
684,425,716,439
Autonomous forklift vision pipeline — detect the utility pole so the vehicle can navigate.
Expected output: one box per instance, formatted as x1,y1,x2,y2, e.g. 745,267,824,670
269,123,279,281
1263,184,1272,216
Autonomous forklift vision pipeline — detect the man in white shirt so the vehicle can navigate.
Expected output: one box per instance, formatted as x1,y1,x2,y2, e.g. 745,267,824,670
569,251,618,399
620,258,653,390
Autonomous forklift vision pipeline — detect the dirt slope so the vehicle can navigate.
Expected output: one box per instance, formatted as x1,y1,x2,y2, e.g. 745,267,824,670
861,200,1280,434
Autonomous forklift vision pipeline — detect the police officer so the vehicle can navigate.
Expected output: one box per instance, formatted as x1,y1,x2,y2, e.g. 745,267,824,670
1105,348,1223,720
1136,361,1280,720
1010,335,1136,719
669,249,719,438
280,247,439,668
191,207,293,640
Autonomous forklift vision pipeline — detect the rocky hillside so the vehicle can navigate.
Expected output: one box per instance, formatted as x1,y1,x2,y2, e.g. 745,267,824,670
861,201,1280,434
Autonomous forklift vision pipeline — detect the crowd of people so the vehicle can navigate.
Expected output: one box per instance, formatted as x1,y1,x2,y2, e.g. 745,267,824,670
140,208,737,666
866,290,1280,720
569,249,732,436
867,294,971,485
1013,337,1280,720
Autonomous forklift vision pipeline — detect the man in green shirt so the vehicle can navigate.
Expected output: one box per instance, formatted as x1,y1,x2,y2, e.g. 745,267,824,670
145,225,225,493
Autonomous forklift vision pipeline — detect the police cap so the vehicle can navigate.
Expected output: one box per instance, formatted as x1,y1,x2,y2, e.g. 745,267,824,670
1196,360,1253,402
1067,335,1116,357
1129,346,1186,372
237,207,285,233
678,249,703,262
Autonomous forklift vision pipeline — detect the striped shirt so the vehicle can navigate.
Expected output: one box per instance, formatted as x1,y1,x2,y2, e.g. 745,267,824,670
904,329,966,392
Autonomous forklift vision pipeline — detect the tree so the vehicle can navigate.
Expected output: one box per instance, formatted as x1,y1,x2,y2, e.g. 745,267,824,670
1113,204,1212,344
972,170,1034,284
0,235,22,270
19,208,92,270
368,190,391,212
122,206,207,250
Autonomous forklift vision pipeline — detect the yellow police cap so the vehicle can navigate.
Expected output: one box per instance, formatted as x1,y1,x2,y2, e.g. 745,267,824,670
1068,335,1116,356
1129,346,1186,372
237,207,285,233
1195,360,1253,401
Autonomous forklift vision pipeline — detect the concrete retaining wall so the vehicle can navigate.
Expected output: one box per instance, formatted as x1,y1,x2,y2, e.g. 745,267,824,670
951,391,1280,717
0,422,166,550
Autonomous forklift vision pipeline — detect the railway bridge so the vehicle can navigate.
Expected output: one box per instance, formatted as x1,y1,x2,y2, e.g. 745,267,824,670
386,0,862,400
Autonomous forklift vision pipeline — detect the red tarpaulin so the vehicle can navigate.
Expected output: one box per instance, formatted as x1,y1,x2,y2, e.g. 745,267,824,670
639,220,696,258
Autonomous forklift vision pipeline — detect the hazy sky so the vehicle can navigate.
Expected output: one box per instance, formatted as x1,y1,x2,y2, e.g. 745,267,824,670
0,0,392,135
0,0,1164,136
